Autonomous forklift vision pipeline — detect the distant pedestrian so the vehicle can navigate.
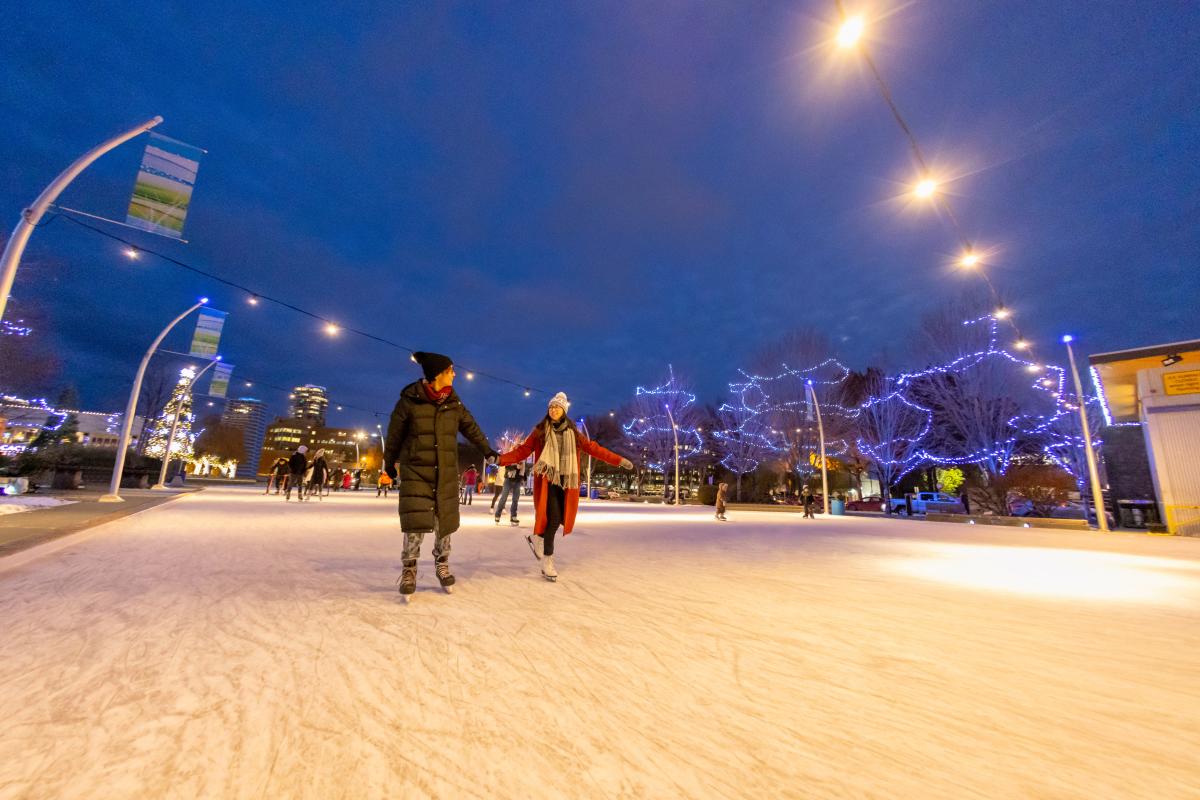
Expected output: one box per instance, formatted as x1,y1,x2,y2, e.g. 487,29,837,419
267,457,289,494
461,466,477,505
382,351,497,600
493,459,527,526
801,484,816,519
307,449,329,500
377,471,393,497
499,392,634,582
342,470,352,491
285,445,308,501
715,482,728,521
331,467,344,492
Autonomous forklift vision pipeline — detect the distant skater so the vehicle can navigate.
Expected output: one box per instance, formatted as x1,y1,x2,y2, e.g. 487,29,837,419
801,484,816,519
493,459,527,526
715,482,728,521
377,471,393,498
499,392,634,581
285,445,308,501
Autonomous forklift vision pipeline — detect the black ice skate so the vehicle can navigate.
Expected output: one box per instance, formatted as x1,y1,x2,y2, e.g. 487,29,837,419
435,562,456,594
397,567,417,603
510,517,520,527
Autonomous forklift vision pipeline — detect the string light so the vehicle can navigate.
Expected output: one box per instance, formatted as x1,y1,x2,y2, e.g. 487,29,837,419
124,247,139,260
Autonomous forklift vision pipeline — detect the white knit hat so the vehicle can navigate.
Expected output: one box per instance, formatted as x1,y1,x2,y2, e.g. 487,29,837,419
548,392,570,413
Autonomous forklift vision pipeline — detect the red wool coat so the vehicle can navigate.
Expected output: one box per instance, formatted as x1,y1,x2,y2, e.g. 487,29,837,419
499,427,623,535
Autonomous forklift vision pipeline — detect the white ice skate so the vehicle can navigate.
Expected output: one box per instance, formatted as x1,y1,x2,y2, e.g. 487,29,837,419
526,534,543,561
541,555,558,582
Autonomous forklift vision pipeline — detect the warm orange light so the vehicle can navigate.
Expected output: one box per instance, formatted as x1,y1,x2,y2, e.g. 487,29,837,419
324,323,339,335
994,307,1010,319
960,252,980,268
914,178,938,199
1015,339,1030,350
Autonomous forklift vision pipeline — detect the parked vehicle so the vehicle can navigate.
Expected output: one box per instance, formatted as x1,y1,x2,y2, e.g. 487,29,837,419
845,494,882,511
889,491,963,515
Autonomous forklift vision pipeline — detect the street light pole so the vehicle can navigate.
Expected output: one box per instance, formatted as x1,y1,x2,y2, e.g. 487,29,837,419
806,380,830,515
663,404,681,506
1063,336,1109,531
151,356,221,490
100,299,208,503
0,117,163,323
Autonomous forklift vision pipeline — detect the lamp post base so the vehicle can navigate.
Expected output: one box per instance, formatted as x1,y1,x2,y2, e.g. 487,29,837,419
98,494,125,503
150,483,168,491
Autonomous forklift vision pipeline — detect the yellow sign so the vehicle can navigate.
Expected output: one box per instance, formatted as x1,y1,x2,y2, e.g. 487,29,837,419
1163,370,1200,396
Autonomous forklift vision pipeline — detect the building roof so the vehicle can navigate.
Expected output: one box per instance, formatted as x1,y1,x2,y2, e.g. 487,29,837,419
1088,339,1200,423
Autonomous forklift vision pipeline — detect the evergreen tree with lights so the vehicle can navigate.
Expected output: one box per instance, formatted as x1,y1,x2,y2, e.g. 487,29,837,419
142,368,197,462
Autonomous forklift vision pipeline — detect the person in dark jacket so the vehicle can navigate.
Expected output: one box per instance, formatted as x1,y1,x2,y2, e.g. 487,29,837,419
383,351,497,600
801,484,816,519
307,449,329,501
285,445,308,501
267,457,289,494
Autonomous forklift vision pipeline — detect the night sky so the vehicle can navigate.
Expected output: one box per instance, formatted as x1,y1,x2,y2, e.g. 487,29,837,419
3,1,1197,435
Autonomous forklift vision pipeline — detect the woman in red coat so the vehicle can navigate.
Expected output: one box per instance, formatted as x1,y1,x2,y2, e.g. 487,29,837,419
499,392,634,581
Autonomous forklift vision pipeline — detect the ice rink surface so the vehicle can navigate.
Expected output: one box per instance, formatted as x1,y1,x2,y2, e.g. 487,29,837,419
1,486,1198,799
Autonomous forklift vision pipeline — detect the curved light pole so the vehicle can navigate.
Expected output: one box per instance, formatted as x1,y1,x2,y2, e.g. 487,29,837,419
0,117,163,323
806,380,830,515
1063,335,1109,531
151,355,221,490
663,403,681,506
100,298,208,502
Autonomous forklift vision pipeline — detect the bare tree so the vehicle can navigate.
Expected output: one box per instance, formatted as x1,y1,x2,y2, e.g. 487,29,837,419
622,365,704,476
853,371,930,503
712,395,771,502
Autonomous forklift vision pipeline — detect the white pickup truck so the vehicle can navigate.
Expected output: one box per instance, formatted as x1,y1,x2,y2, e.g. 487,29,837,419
888,491,962,515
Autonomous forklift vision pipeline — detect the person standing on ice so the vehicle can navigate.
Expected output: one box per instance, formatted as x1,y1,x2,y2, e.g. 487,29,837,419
715,482,729,521
285,445,308,501
800,484,816,519
383,351,498,600
461,465,477,505
493,458,526,526
499,392,634,582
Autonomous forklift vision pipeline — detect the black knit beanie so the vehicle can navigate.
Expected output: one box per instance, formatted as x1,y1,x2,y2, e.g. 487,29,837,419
413,351,453,382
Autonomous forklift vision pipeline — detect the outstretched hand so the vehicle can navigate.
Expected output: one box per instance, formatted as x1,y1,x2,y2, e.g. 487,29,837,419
486,450,499,465
619,458,635,471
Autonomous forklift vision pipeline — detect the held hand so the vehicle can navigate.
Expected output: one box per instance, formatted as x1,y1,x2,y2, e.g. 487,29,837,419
619,458,635,471
486,450,499,465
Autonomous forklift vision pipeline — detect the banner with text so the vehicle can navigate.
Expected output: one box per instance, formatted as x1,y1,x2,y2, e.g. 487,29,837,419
126,133,203,239
189,309,226,357
209,363,234,399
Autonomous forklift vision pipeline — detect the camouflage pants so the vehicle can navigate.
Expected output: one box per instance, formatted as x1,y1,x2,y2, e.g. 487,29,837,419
402,520,450,568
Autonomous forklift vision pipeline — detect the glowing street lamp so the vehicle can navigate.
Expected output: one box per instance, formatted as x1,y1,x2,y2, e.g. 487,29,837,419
993,307,1010,319
959,252,980,268
324,322,339,335
914,178,938,199
1062,334,1109,531
124,247,140,260
836,15,865,48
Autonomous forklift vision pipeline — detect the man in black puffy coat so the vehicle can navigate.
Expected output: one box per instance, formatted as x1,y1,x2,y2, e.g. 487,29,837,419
383,351,497,600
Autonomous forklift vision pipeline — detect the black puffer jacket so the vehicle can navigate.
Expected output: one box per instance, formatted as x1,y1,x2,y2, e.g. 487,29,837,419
382,381,493,534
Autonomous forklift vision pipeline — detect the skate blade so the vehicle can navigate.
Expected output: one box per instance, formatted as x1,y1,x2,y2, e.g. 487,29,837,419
542,574,557,582
525,535,542,561
441,584,455,594
401,594,413,604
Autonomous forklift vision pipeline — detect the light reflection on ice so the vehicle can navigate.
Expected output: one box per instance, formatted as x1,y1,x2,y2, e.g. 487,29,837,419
889,542,1200,603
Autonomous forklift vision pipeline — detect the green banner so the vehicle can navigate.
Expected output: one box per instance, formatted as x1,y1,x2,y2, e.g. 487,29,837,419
189,309,226,357
209,363,234,399
126,133,203,239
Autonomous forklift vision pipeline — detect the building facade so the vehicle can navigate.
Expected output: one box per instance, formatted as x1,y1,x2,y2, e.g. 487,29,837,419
221,397,267,479
288,385,328,426
0,396,143,455
257,418,369,475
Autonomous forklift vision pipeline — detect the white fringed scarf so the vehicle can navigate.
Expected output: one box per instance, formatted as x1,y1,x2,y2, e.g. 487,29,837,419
533,420,579,489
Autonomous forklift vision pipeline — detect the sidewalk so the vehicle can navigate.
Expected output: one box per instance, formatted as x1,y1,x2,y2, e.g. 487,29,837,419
0,488,198,558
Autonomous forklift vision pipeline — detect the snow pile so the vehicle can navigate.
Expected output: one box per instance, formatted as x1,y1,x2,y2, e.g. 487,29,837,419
0,487,1197,798
0,495,76,516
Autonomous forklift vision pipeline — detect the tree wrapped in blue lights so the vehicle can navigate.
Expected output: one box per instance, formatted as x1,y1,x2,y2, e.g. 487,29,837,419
622,366,704,478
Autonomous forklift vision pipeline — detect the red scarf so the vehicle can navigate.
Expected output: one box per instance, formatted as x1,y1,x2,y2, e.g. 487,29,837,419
422,381,453,404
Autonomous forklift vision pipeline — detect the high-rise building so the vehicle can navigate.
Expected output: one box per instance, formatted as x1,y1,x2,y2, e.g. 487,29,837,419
221,397,267,479
289,384,328,425
257,418,369,475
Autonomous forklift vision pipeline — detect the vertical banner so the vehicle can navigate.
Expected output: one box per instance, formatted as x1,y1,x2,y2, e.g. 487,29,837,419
189,309,227,357
209,363,234,399
126,133,203,239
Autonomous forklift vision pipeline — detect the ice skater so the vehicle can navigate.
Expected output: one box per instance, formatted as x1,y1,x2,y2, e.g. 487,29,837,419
493,458,526,526
801,484,816,518
499,392,634,581
715,481,728,521
382,351,497,601
285,445,308,501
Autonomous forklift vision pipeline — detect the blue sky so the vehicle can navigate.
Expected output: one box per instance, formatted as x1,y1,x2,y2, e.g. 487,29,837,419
2,1,1197,434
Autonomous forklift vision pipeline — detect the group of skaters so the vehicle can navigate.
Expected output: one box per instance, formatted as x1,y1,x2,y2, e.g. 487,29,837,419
264,449,363,501
458,463,529,523
380,351,634,599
